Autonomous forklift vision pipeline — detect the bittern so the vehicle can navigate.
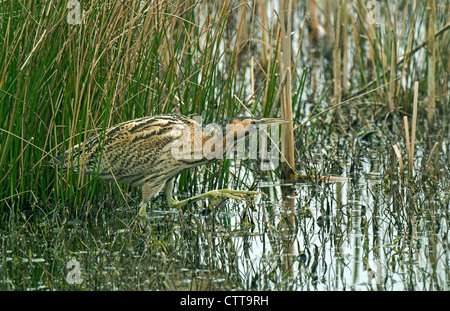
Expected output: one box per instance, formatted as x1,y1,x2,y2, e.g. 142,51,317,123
57,114,290,217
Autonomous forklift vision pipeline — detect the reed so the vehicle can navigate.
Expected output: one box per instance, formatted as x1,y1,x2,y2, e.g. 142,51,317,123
423,142,440,177
0,0,254,214
392,144,404,183
333,0,342,116
426,0,437,124
388,26,396,111
410,81,419,176
278,0,295,184
403,116,411,169
341,0,349,97
1,0,449,216
395,81,418,182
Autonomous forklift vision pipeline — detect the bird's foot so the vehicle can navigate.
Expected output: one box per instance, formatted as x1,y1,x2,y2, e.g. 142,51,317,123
167,198,182,209
169,189,263,209
205,189,262,204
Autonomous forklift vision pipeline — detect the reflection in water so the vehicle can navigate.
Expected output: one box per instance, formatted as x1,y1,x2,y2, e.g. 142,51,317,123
2,171,448,290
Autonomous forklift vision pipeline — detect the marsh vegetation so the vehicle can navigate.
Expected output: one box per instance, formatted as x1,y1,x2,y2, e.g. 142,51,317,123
0,0,449,290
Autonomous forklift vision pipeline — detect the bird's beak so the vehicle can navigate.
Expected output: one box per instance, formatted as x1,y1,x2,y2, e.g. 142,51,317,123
258,118,293,125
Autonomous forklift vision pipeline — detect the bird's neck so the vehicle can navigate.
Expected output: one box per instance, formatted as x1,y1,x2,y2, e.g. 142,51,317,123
200,120,255,161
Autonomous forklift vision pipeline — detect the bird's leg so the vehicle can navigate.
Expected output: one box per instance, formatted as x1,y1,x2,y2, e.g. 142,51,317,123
163,178,179,206
138,201,149,218
161,178,262,209
138,183,164,217
169,189,262,209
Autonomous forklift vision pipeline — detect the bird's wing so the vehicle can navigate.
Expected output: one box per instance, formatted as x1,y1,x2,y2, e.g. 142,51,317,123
58,115,199,186
75,116,193,182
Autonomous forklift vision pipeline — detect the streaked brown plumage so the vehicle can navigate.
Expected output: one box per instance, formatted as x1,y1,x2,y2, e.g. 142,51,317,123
57,114,290,216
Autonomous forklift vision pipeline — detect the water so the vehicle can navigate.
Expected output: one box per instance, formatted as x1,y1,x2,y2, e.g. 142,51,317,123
3,164,447,291
1,0,448,291
2,73,449,291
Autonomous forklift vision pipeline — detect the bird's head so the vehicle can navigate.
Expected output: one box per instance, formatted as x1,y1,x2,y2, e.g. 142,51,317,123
218,116,292,129
210,117,293,150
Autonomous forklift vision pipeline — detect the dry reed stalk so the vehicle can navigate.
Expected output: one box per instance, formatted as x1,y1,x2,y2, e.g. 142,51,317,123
388,6,397,111
277,0,297,249
445,39,450,103
392,145,405,182
258,0,269,67
323,0,333,57
292,13,307,76
357,1,386,92
410,81,419,175
427,0,437,123
20,29,47,71
333,0,342,111
388,39,396,111
237,3,248,53
341,0,349,97
395,1,411,99
308,0,319,46
362,1,377,77
424,142,440,177
278,0,295,183
262,4,275,114
251,56,256,109
269,69,288,118
403,116,410,168
348,1,365,81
